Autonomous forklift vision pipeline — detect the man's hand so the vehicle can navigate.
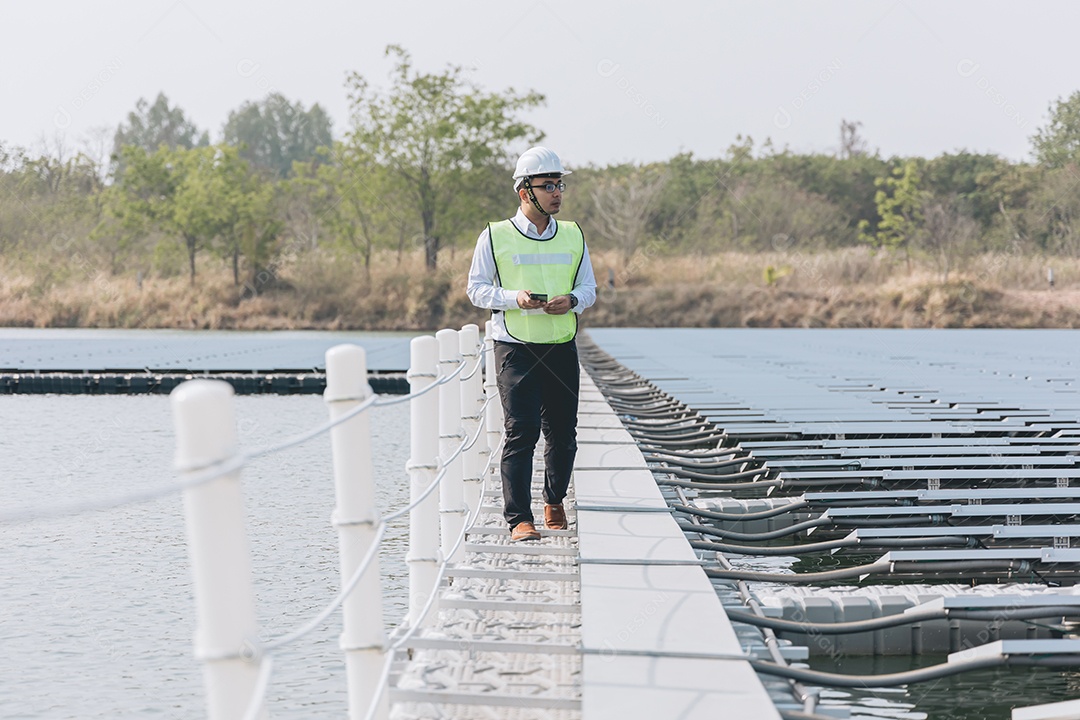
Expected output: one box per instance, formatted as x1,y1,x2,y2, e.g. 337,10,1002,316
517,290,546,310
543,295,573,315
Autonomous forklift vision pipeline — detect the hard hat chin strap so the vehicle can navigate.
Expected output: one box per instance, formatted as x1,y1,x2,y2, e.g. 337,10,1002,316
523,178,550,217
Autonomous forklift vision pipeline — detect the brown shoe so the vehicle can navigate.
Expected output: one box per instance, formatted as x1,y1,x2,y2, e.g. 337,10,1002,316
511,521,541,541
544,504,567,530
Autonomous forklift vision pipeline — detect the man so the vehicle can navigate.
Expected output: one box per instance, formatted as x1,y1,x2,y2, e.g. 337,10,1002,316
467,146,597,542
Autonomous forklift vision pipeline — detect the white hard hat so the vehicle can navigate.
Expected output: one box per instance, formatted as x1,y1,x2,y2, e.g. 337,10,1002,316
513,146,571,189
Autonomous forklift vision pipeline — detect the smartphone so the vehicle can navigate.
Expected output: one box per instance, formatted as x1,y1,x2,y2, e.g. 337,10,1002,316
529,292,548,303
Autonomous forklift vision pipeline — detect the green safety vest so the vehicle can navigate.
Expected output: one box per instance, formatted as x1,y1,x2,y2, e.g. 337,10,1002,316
489,219,585,344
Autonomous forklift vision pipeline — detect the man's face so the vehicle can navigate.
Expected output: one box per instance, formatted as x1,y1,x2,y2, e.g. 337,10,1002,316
523,174,564,214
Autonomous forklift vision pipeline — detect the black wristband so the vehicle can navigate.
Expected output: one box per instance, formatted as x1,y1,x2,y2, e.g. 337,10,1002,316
568,293,578,308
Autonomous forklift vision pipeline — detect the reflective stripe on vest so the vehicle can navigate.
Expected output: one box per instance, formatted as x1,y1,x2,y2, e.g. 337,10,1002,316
489,219,584,344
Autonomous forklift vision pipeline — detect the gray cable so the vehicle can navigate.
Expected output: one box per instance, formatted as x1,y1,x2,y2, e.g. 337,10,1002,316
690,537,857,556
641,445,743,460
652,455,756,471
678,517,831,541
751,654,1080,688
706,559,1030,584
672,500,809,521
658,476,783,491
725,606,1076,635
637,434,723,447
634,428,723,443
691,535,974,556
663,439,820,712
705,560,893,584
659,465,767,482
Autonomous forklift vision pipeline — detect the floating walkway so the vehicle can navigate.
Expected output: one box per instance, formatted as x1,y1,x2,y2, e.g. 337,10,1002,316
388,358,782,719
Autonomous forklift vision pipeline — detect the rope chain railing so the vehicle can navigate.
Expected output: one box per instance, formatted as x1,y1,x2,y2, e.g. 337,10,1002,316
0,337,466,526
176,321,505,720
5,321,503,720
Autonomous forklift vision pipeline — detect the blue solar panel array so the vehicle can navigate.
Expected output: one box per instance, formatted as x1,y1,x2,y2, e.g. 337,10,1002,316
587,328,1080,437
587,327,1080,579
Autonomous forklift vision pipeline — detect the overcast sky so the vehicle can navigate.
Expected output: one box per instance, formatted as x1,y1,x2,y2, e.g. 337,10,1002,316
3,1,1077,168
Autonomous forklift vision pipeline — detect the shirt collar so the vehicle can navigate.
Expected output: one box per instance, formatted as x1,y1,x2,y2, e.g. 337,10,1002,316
512,208,557,239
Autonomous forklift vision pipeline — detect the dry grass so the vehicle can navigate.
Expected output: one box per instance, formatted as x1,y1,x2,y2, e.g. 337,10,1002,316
2,247,1078,330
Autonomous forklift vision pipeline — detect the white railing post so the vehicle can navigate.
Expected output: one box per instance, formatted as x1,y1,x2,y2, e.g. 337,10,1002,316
171,380,264,720
436,328,467,563
484,320,504,462
458,324,485,515
325,345,387,720
407,335,441,627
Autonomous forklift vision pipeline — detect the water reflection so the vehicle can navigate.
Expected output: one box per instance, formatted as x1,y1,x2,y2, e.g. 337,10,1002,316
810,654,1079,719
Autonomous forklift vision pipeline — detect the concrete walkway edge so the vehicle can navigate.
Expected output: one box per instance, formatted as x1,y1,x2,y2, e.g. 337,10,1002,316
575,374,782,719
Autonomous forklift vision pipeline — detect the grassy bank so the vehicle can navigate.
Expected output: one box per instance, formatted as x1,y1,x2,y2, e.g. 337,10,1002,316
2,248,1078,330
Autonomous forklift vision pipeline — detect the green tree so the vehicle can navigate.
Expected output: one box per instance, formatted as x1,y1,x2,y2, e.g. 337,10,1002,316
232,178,283,293
922,151,1008,230
1027,167,1080,256
4,140,106,261
89,185,148,275
859,160,927,264
113,145,222,284
111,93,208,179
178,146,277,287
278,159,326,250
973,162,1041,250
1032,91,1080,168
345,45,544,270
222,93,333,178
303,142,405,277
647,152,708,247
766,151,887,243
168,147,226,285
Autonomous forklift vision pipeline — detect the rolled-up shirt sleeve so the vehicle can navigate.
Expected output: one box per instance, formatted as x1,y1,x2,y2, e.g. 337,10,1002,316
467,227,519,311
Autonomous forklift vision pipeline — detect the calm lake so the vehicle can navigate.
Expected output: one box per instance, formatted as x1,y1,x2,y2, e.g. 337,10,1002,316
1,393,411,719
3,327,1079,718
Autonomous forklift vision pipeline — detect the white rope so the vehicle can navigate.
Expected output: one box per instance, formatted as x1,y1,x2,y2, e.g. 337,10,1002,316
375,354,472,407
261,423,482,649
248,393,380,462
239,655,274,720
205,388,496,719
0,357,472,525
262,523,389,651
201,385,495,720
462,394,497,452
364,434,503,720
250,350,497,718
0,453,249,524
260,414,487,650
364,653,395,720
460,349,484,381
389,437,498,650
434,419,474,472
4,339,500,720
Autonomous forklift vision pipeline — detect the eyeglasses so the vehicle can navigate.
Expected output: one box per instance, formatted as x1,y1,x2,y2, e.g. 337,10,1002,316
529,181,566,193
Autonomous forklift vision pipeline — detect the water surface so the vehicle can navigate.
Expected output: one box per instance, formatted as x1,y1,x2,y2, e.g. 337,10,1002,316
1,394,411,719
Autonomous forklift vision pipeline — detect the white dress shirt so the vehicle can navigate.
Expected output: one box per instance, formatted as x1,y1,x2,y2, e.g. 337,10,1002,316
467,208,597,344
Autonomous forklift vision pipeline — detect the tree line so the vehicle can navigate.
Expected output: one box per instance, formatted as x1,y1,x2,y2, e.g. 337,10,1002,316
3,45,1080,299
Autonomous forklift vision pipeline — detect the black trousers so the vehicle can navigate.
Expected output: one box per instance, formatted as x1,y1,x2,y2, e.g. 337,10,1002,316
494,339,579,528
